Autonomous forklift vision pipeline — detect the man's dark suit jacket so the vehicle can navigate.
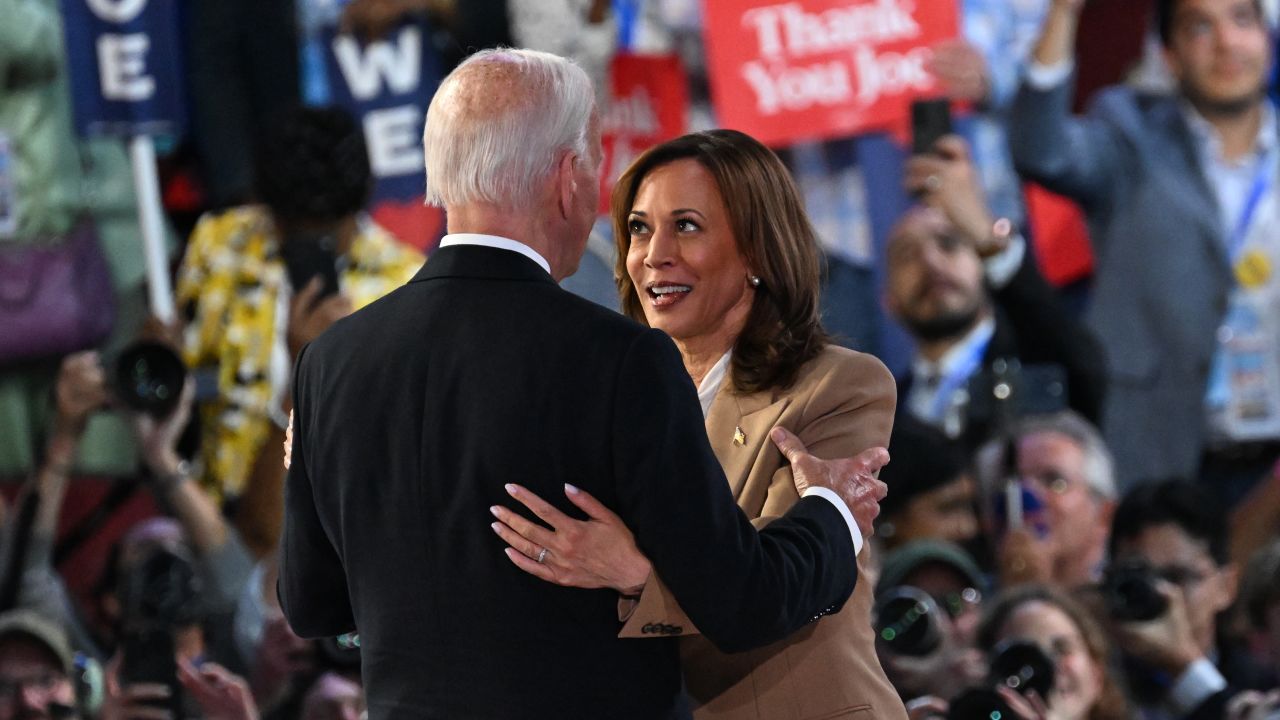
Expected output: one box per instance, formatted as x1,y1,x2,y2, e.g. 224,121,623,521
898,246,1109,450
279,244,859,720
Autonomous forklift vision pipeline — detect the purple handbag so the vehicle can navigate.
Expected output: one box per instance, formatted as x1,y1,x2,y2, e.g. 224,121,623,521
0,220,116,364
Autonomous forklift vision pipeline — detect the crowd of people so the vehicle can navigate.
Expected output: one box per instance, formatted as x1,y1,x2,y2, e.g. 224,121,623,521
2,0,1280,718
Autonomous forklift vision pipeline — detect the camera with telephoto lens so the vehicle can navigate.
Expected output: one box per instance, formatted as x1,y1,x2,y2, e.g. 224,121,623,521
118,545,204,718
1102,559,1169,622
948,640,1056,719
113,340,187,418
874,586,943,657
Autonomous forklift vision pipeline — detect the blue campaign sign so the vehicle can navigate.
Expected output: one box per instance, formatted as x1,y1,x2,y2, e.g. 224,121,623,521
60,0,186,137
321,20,442,203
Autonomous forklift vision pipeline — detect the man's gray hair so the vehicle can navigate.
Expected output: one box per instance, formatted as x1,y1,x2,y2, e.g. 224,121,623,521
423,48,595,209
976,410,1118,501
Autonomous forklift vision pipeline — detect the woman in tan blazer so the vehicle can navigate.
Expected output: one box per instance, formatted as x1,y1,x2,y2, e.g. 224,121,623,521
492,130,907,720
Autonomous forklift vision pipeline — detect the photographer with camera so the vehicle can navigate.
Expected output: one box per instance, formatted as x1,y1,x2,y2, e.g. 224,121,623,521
887,136,1106,453
21,348,261,720
1104,480,1272,719
975,411,1118,589
175,106,423,552
874,541,989,713
970,584,1130,720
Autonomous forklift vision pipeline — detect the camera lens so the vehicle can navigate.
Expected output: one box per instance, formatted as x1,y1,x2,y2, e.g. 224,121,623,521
874,586,942,657
113,341,186,418
989,639,1056,700
948,687,1014,720
1103,560,1168,622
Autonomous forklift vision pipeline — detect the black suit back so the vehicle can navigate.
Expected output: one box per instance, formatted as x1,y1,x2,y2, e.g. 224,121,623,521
280,245,857,719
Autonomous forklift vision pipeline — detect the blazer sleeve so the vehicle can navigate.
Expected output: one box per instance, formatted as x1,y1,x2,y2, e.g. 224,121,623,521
619,350,895,639
1009,71,1124,218
758,352,896,523
609,330,859,654
992,247,1108,425
277,344,356,638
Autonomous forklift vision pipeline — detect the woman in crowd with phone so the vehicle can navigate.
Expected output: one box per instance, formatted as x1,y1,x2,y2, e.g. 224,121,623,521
177,106,422,550
490,130,906,720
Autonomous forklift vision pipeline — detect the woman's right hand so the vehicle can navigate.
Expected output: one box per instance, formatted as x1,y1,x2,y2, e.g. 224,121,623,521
491,484,652,595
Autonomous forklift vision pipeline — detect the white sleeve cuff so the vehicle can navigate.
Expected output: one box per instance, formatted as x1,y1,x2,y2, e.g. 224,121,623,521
800,486,863,556
1025,60,1075,90
1168,657,1227,716
984,234,1027,289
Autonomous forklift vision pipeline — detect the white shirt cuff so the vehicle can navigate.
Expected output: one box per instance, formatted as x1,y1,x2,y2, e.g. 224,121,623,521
1167,657,1227,716
801,486,863,556
984,234,1027,289
1025,59,1075,90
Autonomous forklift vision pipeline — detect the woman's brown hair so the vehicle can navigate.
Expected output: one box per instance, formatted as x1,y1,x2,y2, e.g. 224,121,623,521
611,130,828,394
976,584,1130,720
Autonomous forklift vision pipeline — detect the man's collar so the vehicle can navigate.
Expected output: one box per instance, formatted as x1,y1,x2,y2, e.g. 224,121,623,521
912,316,996,381
1179,98,1278,162
439,233,552,275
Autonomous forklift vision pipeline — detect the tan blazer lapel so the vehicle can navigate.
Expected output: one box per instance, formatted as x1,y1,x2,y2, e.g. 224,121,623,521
705,384,791,501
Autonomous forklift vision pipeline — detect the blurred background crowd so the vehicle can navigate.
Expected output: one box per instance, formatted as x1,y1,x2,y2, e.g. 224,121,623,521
3,0,1280,718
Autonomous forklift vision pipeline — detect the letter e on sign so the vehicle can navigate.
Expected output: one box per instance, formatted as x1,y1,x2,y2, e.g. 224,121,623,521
85,0,146,22
364,105,424,177
97,34,154,101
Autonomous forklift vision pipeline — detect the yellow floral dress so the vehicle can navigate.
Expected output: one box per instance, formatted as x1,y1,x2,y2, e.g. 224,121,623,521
176,206,424,499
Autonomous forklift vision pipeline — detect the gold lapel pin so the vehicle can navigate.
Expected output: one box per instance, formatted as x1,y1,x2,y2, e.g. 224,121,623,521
733,426,747,446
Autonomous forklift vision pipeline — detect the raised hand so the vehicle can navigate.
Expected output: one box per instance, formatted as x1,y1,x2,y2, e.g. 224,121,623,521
178,658,259,720
903,136,1004,257
54,351,110,433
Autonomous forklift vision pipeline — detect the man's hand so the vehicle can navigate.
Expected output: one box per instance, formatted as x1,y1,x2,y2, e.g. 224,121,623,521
903,136,1005,257
1033,0,1087,67
178,659,259,720
998,528,1056,586
286,278,353,361
249,614,313,709
926,40,990,103
340,0,434,41
1111,580,1203,676
53,351,110,435
1227,690,1280,720
771,427,889,537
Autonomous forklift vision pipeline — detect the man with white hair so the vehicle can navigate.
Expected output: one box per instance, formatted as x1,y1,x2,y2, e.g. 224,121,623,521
977,409,1118,588
278,49,887,719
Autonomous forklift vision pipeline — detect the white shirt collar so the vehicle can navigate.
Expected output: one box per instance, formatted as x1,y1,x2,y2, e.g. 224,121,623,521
911,316,996,382
696,351,732,419
439,233,552,275
1181,99,1278,165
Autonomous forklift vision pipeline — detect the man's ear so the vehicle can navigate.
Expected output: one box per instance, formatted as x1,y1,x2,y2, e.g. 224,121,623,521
558,151,579,220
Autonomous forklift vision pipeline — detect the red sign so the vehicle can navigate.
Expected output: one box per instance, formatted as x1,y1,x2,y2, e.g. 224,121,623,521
599,53,689,214
703,0,959,146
